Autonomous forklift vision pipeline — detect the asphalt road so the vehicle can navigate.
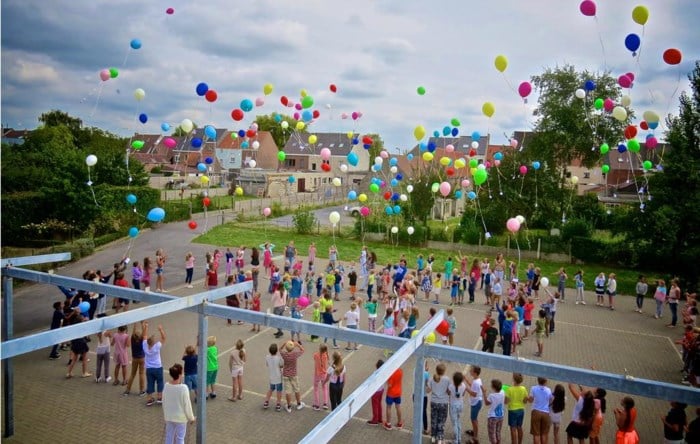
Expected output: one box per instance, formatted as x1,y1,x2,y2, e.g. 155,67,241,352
265,204,358,229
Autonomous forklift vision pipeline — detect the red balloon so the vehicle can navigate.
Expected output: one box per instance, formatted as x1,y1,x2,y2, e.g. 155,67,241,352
203,197,211,207
624,125,637,140
312,110,320,119
362,136,373,145
246,129,257,138
640,121,649,130
205,90,218,102
329,84,337,93
663,48,682,65
383,191,391,200
446,167,455,177
231,109,244,121
280,95,289,106
468,149,477,157
188,220,197,230
436,320,449,337
321,163,331,172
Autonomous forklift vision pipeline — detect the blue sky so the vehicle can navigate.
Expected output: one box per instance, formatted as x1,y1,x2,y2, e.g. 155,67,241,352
2,0,698,151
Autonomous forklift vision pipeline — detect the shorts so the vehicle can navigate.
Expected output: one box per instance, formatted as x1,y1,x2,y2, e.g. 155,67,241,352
156,268,163,275
508,409,525,427
385,396,401,405
530,410,552,436
269,383,283,392
470,400,482,421
146,367,164,394
284,376,299,394
206,370,218,385
350,285,357,293
230,366,243,378
536,332,544,345
565,421,590,440
524,320,531,327
184,374,197,390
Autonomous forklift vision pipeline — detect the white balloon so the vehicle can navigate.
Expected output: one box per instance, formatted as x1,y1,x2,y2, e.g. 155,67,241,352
471,141,479,149
180,119,194,133
390,166,398,174
399,194,408,202
391,226,399,234
374,156,383,166
407,226,415,235
332,177,342,187
248,159,257,168
252,141,260,149
612,106,627,122
570,175,579,185
339,164,348,173
575,88,586,99
280,121,289,129
515,215,525,224
329,211,340,225
85,154,98,167
540,277,550,289
406,185,414,193
133,88,145,101
621,95,632,107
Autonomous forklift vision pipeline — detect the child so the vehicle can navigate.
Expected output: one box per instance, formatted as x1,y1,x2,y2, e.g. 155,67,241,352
344,302,360,350
407,307,419,337
364,297,378,332
228,339,246,401
492,277,503,309
606,273,617,310
310,301,321,342
464,366,483,439
313,344,330,411
348,268,358,300
634,274,647,313
316,273,324,298
468,271,477,304
206,263,218,291
368,359,385,425
523,298,535,339
449,371,468,444
206,336,218,399
483,318,499,353
95,330,113,383
505,373,528,444
451,270,460,306
432,273,442,304
534,309,548,357
225,275,241,326
290,299,303,343
483,379,505,444
263,343,284,411
427,363,450,443
114,272,130,313
131,261,143,291
458,271,467,305
384,367,403,430
382,308,395,358
185,252,195,288
325,351,346,411
322,306,340,349
182,344,198,401
112,325,130,385
367,269,376,301
304,272,315,298
594,272,606,306
550,384,566,444
446,308,456,346
250,292,261,332
574,270,585,305
421,270,433,301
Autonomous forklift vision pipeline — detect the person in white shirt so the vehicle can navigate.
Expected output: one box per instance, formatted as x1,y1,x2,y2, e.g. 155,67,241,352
448,371,468,443
492,278,503,310
527,377,554,444
464,365,484,439
483,379,505,444
262,344,284,412
162,364,195,444
426,363,451,444
343,302,360,351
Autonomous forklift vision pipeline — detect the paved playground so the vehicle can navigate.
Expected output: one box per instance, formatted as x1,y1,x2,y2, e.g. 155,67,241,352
2,220,695,443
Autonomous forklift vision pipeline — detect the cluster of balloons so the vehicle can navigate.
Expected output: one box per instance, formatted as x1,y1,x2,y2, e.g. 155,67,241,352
99,68,119,82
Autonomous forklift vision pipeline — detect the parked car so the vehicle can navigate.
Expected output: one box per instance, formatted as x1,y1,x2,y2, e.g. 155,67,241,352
345,205,361,216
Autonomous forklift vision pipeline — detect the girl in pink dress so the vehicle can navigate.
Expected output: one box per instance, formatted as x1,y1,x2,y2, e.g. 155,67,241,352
263,242,273,272
236,246,246,274
112,325,130,385
308,243,317,267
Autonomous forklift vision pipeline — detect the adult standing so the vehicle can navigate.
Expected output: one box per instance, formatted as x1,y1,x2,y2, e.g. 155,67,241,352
143,321,167,406
668,279,682,328
250,247,260,292
359,246,369,291
329,245,338,269
661,401,687,444
308,242,317,267
280,340,306,412
493,253,506,283
162,363,195,444
155,249,167,293
285,241,297,268
272,284,287,338
527,377,553,444
613,397,638,444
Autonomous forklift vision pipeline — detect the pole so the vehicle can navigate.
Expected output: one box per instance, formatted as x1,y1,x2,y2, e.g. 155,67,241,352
196,304,209,444
2,275,14,437
412,355,426,444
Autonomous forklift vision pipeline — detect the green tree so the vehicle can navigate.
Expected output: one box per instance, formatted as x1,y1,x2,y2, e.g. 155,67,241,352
406,173,438,224
625,62,700,290
363,133,385,169
255,113,300,149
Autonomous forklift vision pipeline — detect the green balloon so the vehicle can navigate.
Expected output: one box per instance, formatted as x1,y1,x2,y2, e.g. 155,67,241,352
431,182,439,193
131,140,144,150
474,169,488,186
369,183,379,193
594,98,604,110
628,139,640,152
469,158,478,168
277,151,286,162
601,164,610,174
600,143,609,154
450,118,461,127
642,160,652,170
109,68,119,78
417,86,426,95
301,96,314,109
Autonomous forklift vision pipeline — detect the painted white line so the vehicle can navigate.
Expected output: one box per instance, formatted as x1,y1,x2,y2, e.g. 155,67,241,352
556,320,672,339
217,327,273,358
666,336,684,363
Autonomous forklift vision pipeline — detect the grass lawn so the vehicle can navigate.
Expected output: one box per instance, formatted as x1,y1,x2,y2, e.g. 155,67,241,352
194,223,661,297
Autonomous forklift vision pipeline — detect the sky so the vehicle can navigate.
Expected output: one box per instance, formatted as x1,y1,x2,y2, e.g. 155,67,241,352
2,0,699,152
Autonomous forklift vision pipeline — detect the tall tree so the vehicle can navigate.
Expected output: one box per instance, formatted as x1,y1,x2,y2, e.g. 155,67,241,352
255,113,300,149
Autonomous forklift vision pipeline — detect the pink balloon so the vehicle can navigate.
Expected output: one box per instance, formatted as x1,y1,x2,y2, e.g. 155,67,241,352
519,165,528,175
603,98,615,112
625,72,635,82
618,74,632,88
341,113,348,119
439,181,451,197
445,144,454,153
166,7,174,14
250,123,259,131
494,159,501,167
579,0,596,17
263,207,271,217
646,137,658,149
255,97,265,107
518,81,532,98
360,206,370,217
506,217,521,233
351,112,359,120
164,137,176,149
298,296,310,308
510,139,518,148
294,103,302,110
379,180,386,188
293,112,300,120
485,161,491,168
380,150,389,159
99,69,110,81
320,148,331,160
461,179,470,187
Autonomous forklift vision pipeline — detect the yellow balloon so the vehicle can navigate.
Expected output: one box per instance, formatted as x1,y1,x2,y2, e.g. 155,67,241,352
425,332,436,344
643,110,659,123
235,186,244,196
470,167,477,176
300,88,308,98
411,329,420,338
440,156,451,166
332,177,342,187
482,102,495,118
200,176,209,184
570,176,579,185
422,152,434,162
296,121,305,131
455,158,466,169
494,55,508,73
413,125,426,141
308,134,317,144
263,83,274,95
632,5,649,25
358,193,368,202
347,131,354,140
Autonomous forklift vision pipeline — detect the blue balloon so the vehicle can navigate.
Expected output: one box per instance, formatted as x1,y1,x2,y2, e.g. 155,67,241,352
471,131,481,141
433,130,440,138
646,133,654,139
205,157,214,165
128,226,139,238
241,141,249,149
625,33,641,53
407,153,414,161
363,144,371,150
288,176,296,183
161,122,170,132
240,99,254,112
204,125,217,139
390,179,399,187
196,82,209,96
584,80,596,91
617,144,627,153
79,301,90,314
385,206,394,215
532,161,541,170
372,164,382,172
126,194,137,205
451,128,459,137
130,38,142,50
348,190,357,200
455,190,463,199
494,152,503,161
443,126,451,136
352,137,359,145
237,129,246,138
347,152,359,166
139,113,148,124
197,163,207,173
428,142,436,152
389,157,398,166
467,191,476,200
273,113,282,123
191,138,203,148
391,193,400,201
418,143,426,152
146,207,166,222
396,174,403,181
648,121,659,130
302,110,313,122
393,205,401,214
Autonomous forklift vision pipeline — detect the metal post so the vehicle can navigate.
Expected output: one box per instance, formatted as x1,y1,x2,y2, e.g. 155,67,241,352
412,354,426,444
196,304,208,444
2,275,14,437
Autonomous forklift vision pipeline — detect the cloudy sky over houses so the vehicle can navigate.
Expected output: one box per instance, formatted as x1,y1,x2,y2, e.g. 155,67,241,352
2,0,698,151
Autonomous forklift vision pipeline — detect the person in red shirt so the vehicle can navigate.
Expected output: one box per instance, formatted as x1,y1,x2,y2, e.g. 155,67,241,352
384,368,403,430
523,297,535,339
250,292,261,332
206,264,218,290
114,272,130,313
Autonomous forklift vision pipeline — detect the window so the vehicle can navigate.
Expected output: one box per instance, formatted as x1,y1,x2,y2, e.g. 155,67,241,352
229,157,236,163
338,143,344,148
583,172,591,179
311,163,317,171
330,143,335,148
174,154,180,163
286,159,296,167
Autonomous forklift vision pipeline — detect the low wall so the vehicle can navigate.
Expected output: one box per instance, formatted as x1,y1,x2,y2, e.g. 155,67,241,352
426,240,571,263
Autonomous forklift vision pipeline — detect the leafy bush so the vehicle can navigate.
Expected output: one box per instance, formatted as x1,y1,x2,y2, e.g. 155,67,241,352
94,232,125,247
561,218,593,242
570,236,631,265
271,201,284,217
292,208,316,234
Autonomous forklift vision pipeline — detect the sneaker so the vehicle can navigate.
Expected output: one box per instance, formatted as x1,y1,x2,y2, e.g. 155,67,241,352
395,422,403,429
575,301,579,305
95,377,101,383
122,391,130,396
654,314,659,319
146,399,155,406
285,404,292,413
312,405,320,411
138,391,147,397
156,399,163,404
581,301,586,305
275,404,282,412
49,354,61,360
81,373,93,378
187,285,194,289
296,402,306,410
322,404,329,410
333,345,340,349
263,401,270,409
367,420,380,425
106,376,112,383
210,393,217,399
383,422,393,431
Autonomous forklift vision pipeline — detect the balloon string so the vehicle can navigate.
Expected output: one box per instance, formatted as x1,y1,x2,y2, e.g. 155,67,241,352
594,17,608,71
474,191,488,234
534,172,539,208
514,237,521,270
89,82,105,119
87,167,100,207
627,151,644,208
501,73,517,94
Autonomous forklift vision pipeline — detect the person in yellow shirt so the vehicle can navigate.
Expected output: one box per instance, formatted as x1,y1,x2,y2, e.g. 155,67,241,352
505,372,528,444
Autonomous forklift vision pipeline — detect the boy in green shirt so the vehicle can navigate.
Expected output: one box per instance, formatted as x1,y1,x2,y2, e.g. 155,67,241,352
534,310,548,357
310,301,321,342
207,336,218,399
364,297,378,332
